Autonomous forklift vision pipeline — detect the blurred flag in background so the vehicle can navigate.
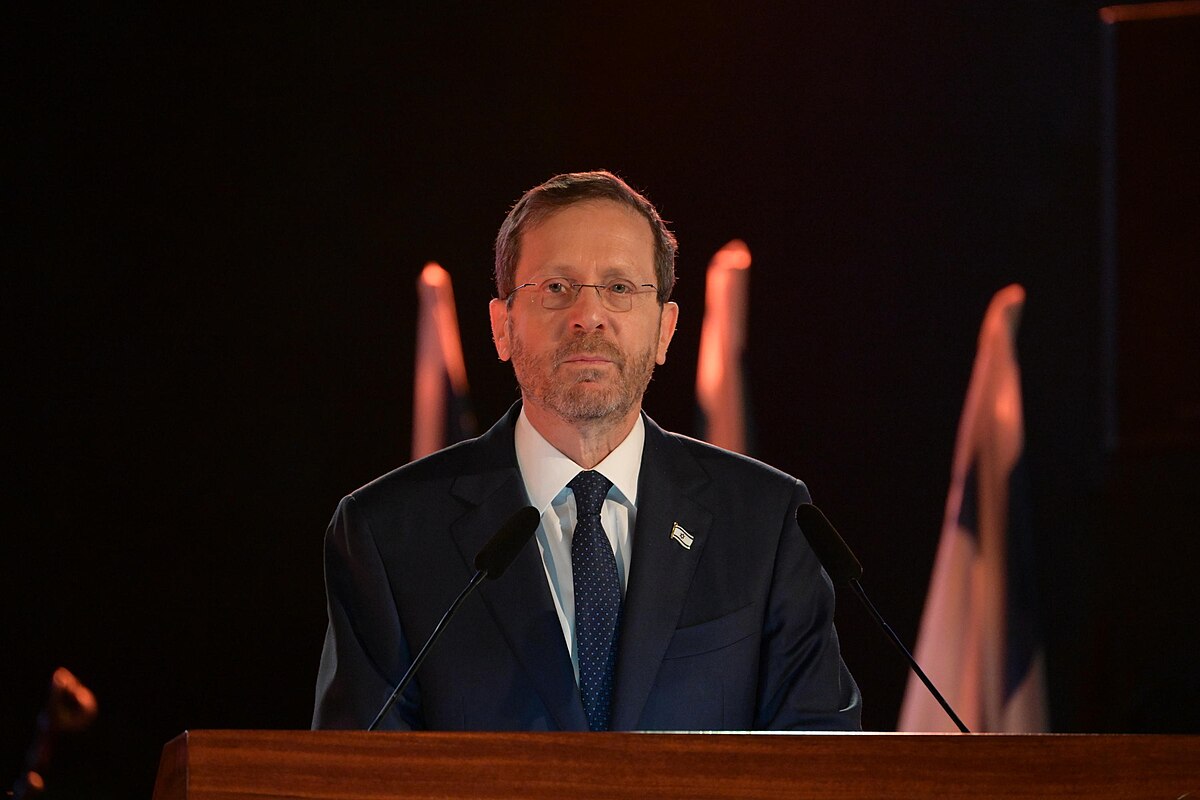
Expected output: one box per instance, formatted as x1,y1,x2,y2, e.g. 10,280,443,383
696,239,753,455
898,283,1048,732
412,262,476,460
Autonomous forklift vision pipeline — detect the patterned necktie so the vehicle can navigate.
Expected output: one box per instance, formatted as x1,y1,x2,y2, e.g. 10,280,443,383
569,469,620,731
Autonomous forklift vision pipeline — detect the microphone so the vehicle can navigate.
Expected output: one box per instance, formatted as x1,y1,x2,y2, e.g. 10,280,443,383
796,503,971,734
367,506,540,731
473,506,541,578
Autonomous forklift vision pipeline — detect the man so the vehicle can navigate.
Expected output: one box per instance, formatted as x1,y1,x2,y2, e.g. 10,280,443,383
313,171,861,731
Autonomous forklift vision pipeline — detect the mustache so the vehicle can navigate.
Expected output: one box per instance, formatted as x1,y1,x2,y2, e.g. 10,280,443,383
554,335,625,368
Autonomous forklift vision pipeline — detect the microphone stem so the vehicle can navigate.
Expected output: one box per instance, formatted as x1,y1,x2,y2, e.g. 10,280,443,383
368,569,487,731
849,578,971,734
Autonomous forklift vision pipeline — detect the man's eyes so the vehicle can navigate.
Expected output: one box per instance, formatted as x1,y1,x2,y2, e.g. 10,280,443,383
540,278,637,293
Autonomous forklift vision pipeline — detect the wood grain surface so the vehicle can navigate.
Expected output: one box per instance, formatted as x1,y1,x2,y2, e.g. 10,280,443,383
152,729,1200,800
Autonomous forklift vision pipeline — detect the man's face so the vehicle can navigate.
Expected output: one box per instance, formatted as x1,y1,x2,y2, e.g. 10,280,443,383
489,199,678,425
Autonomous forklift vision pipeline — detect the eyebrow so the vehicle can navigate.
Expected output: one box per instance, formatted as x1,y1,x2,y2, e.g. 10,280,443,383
533,267,652,283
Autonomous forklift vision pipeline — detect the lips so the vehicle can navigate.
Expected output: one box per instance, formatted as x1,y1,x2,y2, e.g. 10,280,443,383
555,337,624,369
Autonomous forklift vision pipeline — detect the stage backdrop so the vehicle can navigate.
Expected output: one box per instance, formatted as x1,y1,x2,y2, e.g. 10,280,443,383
6,3,1197,798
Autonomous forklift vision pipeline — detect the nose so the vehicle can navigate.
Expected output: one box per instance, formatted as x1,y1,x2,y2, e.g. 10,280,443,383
567,284,608,330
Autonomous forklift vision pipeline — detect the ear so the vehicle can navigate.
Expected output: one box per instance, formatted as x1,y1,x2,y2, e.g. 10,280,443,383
655,301,680,365
489,298,512,361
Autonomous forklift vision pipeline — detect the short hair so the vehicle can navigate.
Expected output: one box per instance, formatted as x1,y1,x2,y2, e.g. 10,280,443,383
494,170,677,304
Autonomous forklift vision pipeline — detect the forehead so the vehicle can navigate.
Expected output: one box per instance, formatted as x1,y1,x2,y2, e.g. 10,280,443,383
516,199,655,280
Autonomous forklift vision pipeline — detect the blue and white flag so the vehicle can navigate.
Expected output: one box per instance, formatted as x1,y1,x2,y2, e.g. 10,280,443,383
898,284,1048,732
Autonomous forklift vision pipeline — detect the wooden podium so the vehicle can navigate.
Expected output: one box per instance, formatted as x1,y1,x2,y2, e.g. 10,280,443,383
152,730,1198,799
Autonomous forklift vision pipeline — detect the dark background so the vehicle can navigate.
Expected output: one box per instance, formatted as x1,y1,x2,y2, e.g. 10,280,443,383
6,3,1198,797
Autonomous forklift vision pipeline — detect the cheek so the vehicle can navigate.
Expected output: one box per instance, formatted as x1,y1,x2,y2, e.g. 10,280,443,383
508,321,551,364
519,316,569,350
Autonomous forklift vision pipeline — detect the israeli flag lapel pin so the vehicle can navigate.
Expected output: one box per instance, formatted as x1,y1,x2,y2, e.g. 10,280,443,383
669,522,694,550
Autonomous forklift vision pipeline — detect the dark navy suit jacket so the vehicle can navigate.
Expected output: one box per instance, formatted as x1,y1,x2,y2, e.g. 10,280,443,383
312,404,861,731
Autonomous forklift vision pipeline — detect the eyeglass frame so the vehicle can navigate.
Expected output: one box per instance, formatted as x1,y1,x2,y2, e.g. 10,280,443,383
505,276,660,312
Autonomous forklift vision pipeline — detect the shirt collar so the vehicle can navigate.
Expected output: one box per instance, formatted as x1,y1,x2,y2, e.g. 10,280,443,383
514,406,644,513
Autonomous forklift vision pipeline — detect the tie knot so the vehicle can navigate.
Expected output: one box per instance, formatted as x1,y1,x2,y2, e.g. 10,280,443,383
568,470,612,519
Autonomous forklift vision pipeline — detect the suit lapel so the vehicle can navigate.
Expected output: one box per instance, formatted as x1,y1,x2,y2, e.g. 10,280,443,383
449,406,587,731
611,416,713,730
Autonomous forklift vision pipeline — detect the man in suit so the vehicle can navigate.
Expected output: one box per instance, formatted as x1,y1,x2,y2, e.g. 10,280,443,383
313,171,861,731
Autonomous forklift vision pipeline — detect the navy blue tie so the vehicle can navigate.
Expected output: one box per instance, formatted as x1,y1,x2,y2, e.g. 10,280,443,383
569,470,620,731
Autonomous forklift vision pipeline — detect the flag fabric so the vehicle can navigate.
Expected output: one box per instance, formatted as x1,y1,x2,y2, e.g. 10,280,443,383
412,262,475,461
897,283,1049,732
695,239,753,455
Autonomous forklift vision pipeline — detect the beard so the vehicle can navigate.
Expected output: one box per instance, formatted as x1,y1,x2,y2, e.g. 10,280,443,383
508,330,658,423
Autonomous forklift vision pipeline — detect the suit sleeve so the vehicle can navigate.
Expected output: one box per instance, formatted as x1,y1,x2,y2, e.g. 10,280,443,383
755,481,862,730
312,494,421,730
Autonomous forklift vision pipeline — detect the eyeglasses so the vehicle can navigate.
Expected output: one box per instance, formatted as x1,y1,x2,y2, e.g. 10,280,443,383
507,277,659,312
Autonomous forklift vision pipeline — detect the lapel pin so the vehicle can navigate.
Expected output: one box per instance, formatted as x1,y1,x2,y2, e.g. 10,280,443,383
669,522,694,550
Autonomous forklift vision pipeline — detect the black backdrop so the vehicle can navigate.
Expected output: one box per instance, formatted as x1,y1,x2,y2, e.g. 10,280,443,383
6,4,1197,798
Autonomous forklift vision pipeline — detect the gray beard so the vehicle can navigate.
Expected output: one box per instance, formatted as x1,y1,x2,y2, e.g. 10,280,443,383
509,331,656,423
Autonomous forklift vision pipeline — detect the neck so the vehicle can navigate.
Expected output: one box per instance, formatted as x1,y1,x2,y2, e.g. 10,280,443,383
521,399,641,469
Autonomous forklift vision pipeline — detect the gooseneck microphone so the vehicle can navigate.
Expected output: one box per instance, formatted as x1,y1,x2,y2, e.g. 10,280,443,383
367,506,541,731
796,503,971,734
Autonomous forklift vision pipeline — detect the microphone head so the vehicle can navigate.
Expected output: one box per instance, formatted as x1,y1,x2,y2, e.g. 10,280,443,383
795,503,864,585
474,506,540,579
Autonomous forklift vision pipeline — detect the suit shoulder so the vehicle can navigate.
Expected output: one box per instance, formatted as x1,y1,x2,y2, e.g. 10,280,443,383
345,404,520,507
346,435,486,507
664,430,808,495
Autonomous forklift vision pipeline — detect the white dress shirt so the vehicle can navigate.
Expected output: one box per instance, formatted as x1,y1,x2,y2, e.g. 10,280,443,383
513,407,644,682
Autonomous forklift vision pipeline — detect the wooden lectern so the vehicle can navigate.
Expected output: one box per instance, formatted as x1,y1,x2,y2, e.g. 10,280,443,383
152,730,1198,799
